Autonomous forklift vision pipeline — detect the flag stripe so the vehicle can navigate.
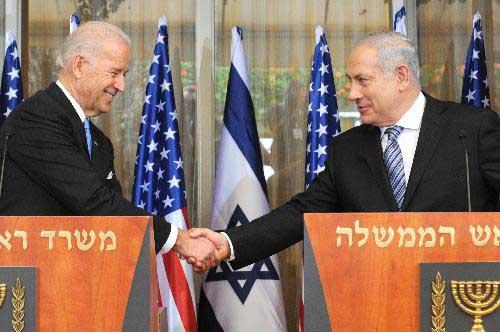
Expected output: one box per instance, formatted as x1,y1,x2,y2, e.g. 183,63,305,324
211,126,270,228
156,257,186,330
223,64,268,198
163,252,197,331
70,14,80,34
156,254,168,308
393,6,407,35
392,0,407,35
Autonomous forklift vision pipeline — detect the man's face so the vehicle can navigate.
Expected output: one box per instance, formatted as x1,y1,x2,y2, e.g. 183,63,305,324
77,38,130,117
346,44,401,127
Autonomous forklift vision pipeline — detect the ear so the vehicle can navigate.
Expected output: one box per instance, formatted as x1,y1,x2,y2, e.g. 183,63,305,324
395,64,411,91
71,54,86,79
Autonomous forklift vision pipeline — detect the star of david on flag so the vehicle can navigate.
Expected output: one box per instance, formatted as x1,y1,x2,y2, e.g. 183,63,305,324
0,32,23,128
461,11,490,109
132,16,196,332
204,205,280,304
305,26,341,189
198,26,285,332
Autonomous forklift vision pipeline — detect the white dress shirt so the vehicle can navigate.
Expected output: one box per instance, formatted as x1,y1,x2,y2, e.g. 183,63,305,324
56,80,86,123
380,92,426,184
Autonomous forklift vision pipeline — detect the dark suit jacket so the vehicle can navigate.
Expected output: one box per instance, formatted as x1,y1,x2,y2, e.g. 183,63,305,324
0,83,171,253
227,93,500,269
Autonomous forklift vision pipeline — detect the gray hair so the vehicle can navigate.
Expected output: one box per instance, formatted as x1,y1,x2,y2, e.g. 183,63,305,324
357,32,420,86
56,21,131,70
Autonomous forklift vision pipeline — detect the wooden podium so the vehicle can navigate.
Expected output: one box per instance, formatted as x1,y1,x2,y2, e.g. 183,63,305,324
0,216,158,331
304,213,500,331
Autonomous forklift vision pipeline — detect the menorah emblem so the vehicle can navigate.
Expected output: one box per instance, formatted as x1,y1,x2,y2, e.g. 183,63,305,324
451,280,500,332
0,283,6,308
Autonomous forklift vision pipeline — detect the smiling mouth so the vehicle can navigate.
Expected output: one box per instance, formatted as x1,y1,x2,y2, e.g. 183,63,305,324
105,91,116,98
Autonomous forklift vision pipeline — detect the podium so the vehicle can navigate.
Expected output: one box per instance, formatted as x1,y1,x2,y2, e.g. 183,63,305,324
304,213,500,331
0,216,158,331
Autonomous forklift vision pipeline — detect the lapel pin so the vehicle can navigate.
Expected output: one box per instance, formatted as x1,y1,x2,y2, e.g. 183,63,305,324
107,171,113,180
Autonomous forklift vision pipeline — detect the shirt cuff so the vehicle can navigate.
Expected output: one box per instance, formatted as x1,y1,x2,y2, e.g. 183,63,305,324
158,225,179,254
221,232,235,261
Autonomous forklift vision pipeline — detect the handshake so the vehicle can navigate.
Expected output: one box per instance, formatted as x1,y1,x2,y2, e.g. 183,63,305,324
172,228,231,273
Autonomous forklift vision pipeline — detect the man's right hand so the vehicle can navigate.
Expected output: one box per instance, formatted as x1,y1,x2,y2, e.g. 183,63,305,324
172,230,218,271
186,228,231,272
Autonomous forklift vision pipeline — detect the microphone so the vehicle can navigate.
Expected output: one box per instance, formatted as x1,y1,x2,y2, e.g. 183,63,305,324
0,130,12,202
458,130,471,212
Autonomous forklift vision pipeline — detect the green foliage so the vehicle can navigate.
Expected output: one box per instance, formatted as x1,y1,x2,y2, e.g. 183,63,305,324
179,61,499,115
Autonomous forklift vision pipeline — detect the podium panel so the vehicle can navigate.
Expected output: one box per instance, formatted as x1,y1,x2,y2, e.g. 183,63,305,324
304,213,500,331
0,216,157,331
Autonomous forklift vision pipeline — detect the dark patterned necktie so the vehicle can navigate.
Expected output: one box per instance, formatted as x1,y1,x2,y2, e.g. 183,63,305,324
383,126,405,210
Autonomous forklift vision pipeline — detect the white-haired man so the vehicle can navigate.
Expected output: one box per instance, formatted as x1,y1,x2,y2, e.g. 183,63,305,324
0,21,216,265
187,31,500,271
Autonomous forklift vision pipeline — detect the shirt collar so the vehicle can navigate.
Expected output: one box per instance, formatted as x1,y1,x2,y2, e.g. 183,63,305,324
56,80,86,123
380,91,426,138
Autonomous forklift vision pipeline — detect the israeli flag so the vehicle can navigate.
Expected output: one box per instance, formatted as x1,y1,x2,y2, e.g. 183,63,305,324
393,0,407,35
70,14,80,34
198,27,286,332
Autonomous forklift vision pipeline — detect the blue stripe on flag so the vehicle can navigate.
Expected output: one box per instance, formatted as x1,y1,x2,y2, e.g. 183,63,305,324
393,6,407,34
223,63,268,198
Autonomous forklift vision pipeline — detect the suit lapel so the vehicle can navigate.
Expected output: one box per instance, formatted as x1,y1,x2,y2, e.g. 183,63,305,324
359,125,399,211
46,83,114,182
402,93,449,209
46,83,89,159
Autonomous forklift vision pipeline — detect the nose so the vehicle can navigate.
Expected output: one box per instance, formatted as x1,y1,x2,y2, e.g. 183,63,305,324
114,74,126,92
347,82,361,102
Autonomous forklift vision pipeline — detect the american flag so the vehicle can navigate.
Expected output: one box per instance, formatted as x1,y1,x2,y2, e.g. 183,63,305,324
0,32,23,128
305,25,341,188
132,16,196,332
301,25,341,332
70,14,80,34
461,11,490,108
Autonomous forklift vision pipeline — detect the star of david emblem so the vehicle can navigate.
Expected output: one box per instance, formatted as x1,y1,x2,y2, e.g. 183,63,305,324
204,204,280,304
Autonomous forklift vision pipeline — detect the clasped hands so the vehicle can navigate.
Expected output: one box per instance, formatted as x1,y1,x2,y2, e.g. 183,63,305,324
173,228,230,273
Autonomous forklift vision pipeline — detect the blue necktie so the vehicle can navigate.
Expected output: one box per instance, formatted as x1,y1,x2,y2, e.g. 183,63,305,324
383,126,406,210
84,118,92,157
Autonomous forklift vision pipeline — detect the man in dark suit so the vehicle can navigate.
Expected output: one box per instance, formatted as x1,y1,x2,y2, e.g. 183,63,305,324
186,31,500,271
0,21,216,265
